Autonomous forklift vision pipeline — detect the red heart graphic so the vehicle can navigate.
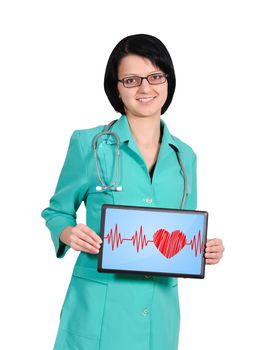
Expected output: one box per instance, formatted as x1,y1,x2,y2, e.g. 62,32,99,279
153,229,186,259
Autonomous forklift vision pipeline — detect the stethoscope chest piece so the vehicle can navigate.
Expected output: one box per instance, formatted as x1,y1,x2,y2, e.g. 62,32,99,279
96,185,123,192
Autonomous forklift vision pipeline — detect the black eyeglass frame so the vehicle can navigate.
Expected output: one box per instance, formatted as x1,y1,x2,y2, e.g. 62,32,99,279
118,73,168,88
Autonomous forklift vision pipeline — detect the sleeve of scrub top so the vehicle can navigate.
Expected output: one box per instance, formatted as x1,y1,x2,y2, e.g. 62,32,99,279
41,130,89,258
186,153,197,210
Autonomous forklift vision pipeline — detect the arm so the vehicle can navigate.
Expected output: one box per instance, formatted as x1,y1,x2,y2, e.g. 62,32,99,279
41,130,89,258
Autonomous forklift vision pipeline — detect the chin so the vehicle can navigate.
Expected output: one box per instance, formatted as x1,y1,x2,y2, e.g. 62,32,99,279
127,106,162,119
132,111,161,119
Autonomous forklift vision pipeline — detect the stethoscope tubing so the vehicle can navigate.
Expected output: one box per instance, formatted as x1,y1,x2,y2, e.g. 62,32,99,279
92,120,120,190
92,119,188,209
174,148,188,209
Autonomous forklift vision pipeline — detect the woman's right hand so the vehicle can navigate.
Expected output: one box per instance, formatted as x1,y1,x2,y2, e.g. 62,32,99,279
60,223,102,254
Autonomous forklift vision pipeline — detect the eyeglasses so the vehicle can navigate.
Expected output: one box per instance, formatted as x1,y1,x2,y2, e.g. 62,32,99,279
118,72,168,88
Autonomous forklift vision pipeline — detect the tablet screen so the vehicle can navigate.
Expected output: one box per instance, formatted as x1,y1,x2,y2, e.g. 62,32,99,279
98,204,208,278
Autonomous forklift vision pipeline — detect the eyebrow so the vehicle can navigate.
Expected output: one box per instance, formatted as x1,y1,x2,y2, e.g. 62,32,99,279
121,70,163,77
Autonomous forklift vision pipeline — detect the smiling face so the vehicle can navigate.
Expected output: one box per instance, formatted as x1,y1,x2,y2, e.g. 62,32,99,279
117,54,168,120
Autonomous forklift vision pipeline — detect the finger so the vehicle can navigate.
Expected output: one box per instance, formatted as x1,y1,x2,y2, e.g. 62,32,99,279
206,238,223,247
75,229,101,250
205,251,223,259
71,241,100,254
206,258,220,265
68,229,100,253
75,236,100,253
77,223,102,243
205,245,225,253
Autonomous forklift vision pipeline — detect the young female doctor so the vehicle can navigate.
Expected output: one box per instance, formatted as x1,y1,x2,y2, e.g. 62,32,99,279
41,34,224,350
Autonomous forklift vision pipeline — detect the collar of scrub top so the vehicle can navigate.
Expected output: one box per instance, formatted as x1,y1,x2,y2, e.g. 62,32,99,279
105,114,183,155
94,114,188,208
103,114,185,178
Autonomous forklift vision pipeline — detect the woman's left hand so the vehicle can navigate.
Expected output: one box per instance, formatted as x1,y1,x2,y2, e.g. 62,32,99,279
205,238,225,264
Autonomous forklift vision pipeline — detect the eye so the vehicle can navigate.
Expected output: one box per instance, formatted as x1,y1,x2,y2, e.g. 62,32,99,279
148,73,167,85
124,76,139,85
151,73,164,80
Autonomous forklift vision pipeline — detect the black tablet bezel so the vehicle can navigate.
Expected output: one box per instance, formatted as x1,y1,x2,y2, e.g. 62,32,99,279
97,204,208,279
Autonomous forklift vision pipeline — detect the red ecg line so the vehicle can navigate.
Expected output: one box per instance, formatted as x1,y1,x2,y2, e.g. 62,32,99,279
186,229,204,257
105,224,153,253
104,224,204,257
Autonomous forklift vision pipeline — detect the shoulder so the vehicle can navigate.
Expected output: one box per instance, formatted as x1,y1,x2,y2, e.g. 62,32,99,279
69,124,105,153
171,135,197,162
72,124,105,140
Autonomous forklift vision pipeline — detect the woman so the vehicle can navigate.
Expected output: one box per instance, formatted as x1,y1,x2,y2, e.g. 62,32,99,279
41,34,224,350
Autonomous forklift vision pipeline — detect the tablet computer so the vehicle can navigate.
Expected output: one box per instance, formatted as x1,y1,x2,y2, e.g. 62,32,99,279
98,204,208,279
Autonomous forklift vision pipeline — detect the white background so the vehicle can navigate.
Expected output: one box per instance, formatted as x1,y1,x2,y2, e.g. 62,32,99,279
1,1,267,349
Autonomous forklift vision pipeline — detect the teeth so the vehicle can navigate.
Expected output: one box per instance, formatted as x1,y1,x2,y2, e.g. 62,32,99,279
138,97,154,102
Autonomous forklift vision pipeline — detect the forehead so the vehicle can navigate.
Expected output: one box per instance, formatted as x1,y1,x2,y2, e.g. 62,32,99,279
118,54,160,76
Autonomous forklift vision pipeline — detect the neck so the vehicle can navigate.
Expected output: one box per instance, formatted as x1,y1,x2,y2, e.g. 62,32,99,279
126,114,161,146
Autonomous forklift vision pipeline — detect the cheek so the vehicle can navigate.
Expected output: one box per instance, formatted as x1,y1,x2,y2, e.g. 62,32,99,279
162,91,168,103
163,84,168,98
119,89,136,105
117,84,127,99
158,85,168,104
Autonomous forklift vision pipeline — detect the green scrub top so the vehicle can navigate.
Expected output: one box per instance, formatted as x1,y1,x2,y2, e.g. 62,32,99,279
41,114,197,350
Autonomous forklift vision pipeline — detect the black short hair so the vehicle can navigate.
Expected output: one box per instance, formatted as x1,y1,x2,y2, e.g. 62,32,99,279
104,34,176,115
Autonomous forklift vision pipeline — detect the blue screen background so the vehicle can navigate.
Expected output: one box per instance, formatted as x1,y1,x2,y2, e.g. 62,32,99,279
102,208,206,276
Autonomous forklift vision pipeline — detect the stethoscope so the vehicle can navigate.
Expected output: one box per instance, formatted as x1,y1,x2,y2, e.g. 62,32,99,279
92,119,188,209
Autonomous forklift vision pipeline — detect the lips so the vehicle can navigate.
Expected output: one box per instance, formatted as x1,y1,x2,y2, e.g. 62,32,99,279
137,96,156,103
